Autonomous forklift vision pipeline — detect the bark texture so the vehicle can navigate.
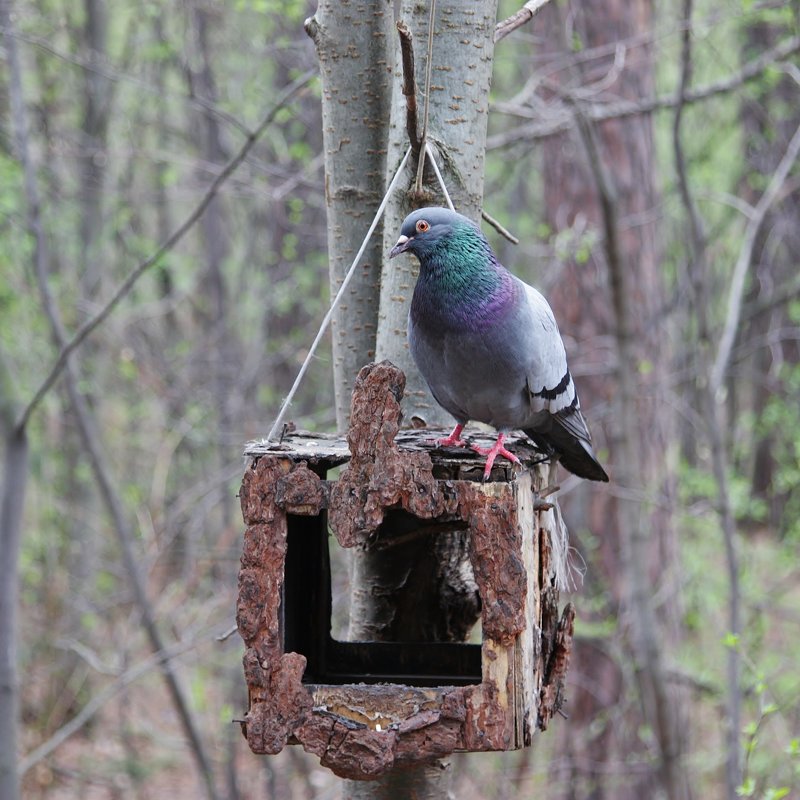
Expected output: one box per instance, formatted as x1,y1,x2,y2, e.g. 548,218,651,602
0,424,27,800
535,2,688,798
375,0,499,425
304,0,394,429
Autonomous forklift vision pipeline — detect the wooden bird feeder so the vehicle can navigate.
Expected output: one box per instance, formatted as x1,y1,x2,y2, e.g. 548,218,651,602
236,361,575,780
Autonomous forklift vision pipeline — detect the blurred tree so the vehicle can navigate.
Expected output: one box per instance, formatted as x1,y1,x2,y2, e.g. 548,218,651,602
534,1,689,797
736,16,800,534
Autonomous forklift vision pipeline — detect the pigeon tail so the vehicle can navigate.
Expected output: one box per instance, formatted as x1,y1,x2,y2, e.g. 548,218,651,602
524,407,609,483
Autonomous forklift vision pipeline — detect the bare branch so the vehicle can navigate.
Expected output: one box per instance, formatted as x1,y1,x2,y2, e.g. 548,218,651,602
19,632,213,776
481,209,520,244
396,20,421,153
571,92,691,800
15,69,315,434
711,120,800,393
414,0,437,195
494,0,553,43
672,3,742,793
487,35,800,149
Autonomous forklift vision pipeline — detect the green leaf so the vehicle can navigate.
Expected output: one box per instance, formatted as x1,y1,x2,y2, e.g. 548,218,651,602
763,788,790,800
723,632,740,649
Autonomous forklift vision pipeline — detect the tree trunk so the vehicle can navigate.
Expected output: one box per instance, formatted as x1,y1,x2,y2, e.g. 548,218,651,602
375,0,499,425
535,3,688,798
0,357,26,800
305,2,498,797
78,0,113,296
347,3,498,797
304,0,394,431
737,19,800,532
0,6,32,796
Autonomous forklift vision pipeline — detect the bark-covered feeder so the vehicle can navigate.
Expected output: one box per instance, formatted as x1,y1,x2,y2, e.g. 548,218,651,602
237,361,575,779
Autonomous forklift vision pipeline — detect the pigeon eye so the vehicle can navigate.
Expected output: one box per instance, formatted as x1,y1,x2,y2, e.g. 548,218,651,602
416,219,430,233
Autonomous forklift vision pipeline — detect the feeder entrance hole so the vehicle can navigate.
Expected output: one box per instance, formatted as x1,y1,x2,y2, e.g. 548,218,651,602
283,509,482,687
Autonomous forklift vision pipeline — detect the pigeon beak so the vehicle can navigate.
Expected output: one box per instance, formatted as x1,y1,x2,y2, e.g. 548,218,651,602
389,234,412,259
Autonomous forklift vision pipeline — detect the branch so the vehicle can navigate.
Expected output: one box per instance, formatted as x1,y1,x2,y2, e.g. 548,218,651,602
710,119,800,393
481,209,520,244
571,92,691,800
18,632,214,776
487,35,800,149
414,0,437,195
672,4,742,794
494,0,553,43
396,20,421,153
14,68,315,433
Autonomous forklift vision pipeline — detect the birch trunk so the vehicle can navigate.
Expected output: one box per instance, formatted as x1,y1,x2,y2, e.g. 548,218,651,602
304,0,394,430
305,3,499,797
375,0,499,426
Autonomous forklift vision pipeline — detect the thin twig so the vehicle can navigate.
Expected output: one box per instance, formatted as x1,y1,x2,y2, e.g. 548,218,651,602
396,20,420,153
487,35,800,148
216,623,240,642
15,69,316,434
494,0,554,43
19,633,212,775
481,210,519,244
710,119,800,393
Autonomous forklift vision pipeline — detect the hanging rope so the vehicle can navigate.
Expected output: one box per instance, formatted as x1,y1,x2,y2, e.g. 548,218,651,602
425,143,455,211
267,4,461,443
266,146,413,442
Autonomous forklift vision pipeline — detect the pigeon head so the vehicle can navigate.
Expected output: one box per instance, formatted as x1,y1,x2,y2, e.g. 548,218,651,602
389,207,481,261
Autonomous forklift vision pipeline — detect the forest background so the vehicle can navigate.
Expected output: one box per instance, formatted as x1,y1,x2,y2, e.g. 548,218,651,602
1,0,799,798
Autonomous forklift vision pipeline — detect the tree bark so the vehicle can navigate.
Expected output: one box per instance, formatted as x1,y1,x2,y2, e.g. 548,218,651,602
375,0,499,425
304,0,394,430
346,3,499,797
535,3,688,798
737,19,800,531
0,356,26,800
78,0,113,295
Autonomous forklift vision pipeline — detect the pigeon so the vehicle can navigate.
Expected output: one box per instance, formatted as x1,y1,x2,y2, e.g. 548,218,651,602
389,207,609,483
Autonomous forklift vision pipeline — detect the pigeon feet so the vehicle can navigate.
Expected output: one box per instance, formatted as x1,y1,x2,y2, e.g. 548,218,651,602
432,423,468,449
471,433,521,480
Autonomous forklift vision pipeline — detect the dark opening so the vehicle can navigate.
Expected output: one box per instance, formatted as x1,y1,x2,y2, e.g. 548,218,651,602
282,511,482,687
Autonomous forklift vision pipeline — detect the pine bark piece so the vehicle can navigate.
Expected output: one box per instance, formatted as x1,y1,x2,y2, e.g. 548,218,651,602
236,362,574,779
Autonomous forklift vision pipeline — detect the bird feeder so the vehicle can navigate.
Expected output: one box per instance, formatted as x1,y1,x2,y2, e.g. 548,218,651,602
236,361,575,780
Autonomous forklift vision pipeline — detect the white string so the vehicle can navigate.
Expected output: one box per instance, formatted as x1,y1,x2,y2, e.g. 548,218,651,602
425,142,455,211
266,145,413,442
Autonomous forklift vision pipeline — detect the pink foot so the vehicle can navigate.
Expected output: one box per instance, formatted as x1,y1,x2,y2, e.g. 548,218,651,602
471,433,520,480
430,423,468,449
